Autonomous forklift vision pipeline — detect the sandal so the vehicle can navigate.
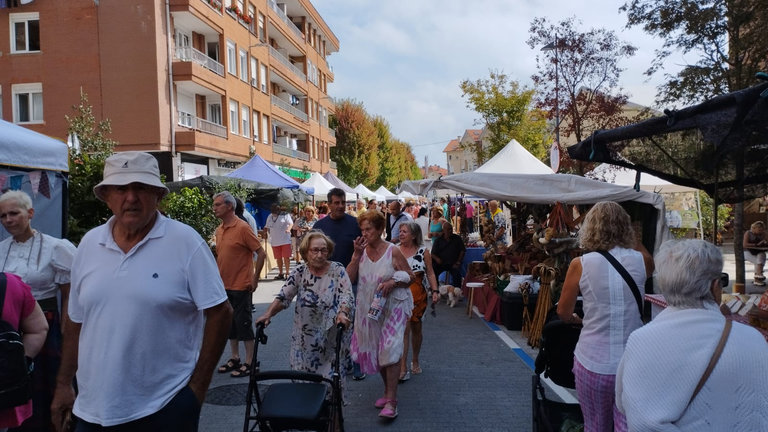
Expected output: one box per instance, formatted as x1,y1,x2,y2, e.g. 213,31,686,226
398,370,410,383
411,363,423,375
217,358,240,373
231,363,251,377
378,400,398,419
374,397,389,409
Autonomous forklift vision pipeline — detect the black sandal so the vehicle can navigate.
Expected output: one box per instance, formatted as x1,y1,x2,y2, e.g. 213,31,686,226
217,358,240,373
231,363,251,377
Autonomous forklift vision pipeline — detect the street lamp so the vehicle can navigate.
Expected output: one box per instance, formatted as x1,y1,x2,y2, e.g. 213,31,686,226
541,35,560,172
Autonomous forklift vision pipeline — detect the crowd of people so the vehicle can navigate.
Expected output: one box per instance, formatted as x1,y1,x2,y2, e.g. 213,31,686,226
3,151,768,431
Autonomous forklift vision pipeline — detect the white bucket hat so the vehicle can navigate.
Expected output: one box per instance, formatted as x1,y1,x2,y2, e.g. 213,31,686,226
93,152,169,201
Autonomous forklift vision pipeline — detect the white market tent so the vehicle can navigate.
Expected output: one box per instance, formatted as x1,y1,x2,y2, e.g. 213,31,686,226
399,172,670,253
587,164,696,193
354,184,384,202
374,186,399,201
475,139,553,174
301,172,356,202
398,190,417,200
0,119,69,240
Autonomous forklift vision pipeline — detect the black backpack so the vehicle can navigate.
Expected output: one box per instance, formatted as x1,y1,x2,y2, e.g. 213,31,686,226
0,272,33,409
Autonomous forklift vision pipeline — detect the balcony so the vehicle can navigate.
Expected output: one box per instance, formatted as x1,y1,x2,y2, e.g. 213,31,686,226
175,46,224,77
200,0,222,13
269,46,306,82
271,95,308,122
267,0,304,44
323,125,336,138
178,111,227,138
273,143,310,161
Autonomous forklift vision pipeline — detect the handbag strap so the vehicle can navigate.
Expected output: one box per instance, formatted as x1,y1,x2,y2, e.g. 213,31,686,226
0,272,6,320
596,250,643,318
689,319,732,404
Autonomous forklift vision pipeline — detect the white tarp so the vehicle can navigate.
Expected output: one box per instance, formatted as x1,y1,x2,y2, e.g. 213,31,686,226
354,184,384,202
399,172,670,253
301,172,356,201
1,119,69,171
374,186,398,201
587,164,696,193
475,139,552,174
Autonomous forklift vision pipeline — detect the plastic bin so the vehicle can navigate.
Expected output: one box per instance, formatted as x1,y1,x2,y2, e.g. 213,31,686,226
501,292,538,331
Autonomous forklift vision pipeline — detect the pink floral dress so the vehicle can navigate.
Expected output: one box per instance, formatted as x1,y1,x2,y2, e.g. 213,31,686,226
350,244,413,374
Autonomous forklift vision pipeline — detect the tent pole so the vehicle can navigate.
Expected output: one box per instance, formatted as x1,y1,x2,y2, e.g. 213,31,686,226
696,190,703,240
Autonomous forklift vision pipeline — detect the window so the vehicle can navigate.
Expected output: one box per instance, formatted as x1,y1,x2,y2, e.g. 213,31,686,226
252,110,259,141
226,40,236,75
209,103,222,125
10,13,40,53
258,13,265,42
241,105,250,138
12,83,43,123
261,115,269,144
239,48,248,81
259,64,267,93
250,57,258,86
229,99,238,134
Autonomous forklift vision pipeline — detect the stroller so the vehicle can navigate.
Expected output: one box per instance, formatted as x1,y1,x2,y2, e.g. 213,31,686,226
532,304,584,432
243,322,345,432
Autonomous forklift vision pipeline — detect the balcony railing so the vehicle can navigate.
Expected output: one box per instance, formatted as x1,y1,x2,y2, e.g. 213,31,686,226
178,111,227,138
271,95,308,122
267,0,304,42
273,143,310,161
323,125,336,138
174,46,224,77
269,46,306,82
201,0,222,13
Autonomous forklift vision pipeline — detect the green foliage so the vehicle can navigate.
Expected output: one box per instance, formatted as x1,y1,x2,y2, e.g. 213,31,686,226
621,0,768,104
66,90,116,244
460,70,550,164
699,192,733,242
161,187,219,242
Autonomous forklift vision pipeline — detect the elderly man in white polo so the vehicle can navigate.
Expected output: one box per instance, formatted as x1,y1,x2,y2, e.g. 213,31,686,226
51,152,232,431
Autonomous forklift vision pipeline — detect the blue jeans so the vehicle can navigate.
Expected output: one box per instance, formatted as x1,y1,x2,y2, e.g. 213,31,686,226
75,386,200,432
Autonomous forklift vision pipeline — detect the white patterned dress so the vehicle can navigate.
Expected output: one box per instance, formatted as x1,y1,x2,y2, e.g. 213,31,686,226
350,243,414,374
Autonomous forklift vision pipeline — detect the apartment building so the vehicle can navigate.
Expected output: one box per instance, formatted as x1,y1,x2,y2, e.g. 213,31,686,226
0,0,338,181
443,129,482,174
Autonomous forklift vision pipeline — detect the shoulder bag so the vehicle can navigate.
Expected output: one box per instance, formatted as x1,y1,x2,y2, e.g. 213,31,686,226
596,250,645,320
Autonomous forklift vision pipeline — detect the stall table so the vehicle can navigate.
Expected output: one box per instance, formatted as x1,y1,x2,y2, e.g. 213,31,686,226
462,274,502,324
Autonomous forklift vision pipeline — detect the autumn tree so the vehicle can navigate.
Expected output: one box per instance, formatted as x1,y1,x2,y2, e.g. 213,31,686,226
330,99,380,187
527,17,638,174
460,71,549,164
621,0,768,105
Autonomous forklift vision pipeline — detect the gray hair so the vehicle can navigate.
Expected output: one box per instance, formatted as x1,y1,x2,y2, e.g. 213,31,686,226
399,221,423,247
212,191,236,208
655,239,723,309
0,190,33,211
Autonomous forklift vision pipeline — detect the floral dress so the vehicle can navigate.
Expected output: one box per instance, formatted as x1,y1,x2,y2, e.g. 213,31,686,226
350,244,414,374
276,262,353,381
295,216,318,249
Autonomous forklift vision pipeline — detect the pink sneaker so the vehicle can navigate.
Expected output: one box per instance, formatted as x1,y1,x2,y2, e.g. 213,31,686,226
378,400,398,419
374,397,389,409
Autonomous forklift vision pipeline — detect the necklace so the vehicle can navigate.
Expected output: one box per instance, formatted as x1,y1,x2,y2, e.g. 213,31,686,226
1,230,42,273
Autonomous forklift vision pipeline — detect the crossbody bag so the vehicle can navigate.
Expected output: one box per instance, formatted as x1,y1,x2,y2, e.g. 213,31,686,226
596,250,644,319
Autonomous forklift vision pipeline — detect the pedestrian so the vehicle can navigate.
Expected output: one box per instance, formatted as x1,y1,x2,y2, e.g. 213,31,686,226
292,206,318,264
0,190,77,432
431,221,465,287
255,232,354,396
348,210,414,419
385,200,412,244
396,222,439,382
263,203,293,280
743,221,767,286
465,200,475,233
213,191,266,378
488,200,507,246
414,207,431,250
51,151,232,431
313,188,365,381
0,272,48,430
557,201,653,432
367,199,378,211
440,197,448,222
316,203,329,219
616,239,768,431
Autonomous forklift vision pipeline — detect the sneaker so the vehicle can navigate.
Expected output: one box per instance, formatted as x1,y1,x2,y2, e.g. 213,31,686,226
756,275,766,280
378,400,398,419
755,279,766,286
352,373,366,381
274,274,285,280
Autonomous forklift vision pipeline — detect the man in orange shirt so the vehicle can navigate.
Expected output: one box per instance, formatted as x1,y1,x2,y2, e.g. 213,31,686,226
213,191,266,378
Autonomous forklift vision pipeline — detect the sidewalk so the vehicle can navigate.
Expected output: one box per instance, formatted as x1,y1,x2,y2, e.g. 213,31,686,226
200,263,546,432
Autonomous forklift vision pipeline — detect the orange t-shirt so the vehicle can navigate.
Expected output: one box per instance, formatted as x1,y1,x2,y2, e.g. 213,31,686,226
215,218,262,291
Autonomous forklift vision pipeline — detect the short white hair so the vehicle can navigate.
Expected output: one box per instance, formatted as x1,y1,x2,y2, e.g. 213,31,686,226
0,190,33,211
655,239,723,309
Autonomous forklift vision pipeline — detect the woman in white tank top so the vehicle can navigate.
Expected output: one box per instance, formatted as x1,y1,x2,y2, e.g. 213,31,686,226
557,201,654,432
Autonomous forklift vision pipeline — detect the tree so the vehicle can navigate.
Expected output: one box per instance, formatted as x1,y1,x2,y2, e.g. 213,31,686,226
66,90,117,244
621,0,768,105
329,99,380,186
527,17,638,174
460,70,549,163
371,116,422,189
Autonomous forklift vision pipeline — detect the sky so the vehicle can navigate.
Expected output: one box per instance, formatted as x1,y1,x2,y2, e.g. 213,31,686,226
313,0,683,169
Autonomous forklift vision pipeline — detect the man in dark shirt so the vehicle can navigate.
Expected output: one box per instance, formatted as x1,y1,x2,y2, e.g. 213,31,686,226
432,221,466,286
312,187,366,380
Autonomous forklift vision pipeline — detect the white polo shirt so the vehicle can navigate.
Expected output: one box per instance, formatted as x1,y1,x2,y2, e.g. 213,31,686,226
69,213,227,426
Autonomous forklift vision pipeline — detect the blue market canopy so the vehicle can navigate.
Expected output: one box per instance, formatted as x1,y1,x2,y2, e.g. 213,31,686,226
226,154,314,194
567,79,768,203
166,175,307,204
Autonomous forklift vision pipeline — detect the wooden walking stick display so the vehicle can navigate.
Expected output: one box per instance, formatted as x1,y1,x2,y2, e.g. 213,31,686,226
527,263,557,348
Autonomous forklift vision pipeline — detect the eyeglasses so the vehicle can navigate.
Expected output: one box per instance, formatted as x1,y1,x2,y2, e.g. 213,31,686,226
308,247,329,254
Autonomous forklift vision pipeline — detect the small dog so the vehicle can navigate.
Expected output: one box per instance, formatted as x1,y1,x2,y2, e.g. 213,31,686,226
439,284,464,308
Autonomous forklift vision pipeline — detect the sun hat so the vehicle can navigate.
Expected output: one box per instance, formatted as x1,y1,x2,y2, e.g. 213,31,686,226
93,151,169,201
